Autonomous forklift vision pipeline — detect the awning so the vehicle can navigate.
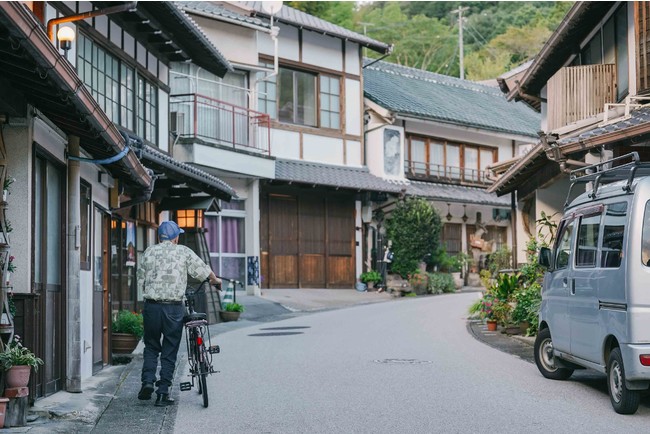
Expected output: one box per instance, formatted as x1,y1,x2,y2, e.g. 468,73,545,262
140,143,235,201
407,180,510,207
0,2,151,191
158,196,220,212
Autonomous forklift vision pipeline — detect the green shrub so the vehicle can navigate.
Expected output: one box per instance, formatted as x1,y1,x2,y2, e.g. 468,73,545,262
487,246,512,276
360,270,382,284
223,303,244,313
511,282,542,336
427,272,455,294
491,273,519,301
112,310,144,339
385,198,442,277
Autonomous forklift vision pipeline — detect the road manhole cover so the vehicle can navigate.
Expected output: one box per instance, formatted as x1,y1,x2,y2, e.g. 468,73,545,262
373,359,434,365
259,326,311,330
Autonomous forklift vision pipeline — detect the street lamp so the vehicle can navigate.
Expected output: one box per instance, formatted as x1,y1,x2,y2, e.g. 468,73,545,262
57,25,75,54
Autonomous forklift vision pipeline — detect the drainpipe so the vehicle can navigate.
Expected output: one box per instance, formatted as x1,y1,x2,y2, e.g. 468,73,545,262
47,2,138,42
67,135,81,393
511,191,517,269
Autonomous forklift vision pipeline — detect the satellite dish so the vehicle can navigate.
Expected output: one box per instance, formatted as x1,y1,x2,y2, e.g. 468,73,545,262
261,1,283,16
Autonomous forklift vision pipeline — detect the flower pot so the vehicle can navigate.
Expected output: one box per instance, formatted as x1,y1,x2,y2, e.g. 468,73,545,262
111,333,140,354
486,320,497,332
219,311,241,322
519,321,530,335
355,282,367,292
451,272,463,289
5,365,31,388
0,397,8,427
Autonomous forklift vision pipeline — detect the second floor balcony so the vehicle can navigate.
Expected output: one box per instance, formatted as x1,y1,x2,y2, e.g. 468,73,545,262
547,64,617,131
170,93,271,155
405,160,492,186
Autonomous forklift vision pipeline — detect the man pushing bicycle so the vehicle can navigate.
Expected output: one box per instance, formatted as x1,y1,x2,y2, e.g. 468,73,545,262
136,221,221,407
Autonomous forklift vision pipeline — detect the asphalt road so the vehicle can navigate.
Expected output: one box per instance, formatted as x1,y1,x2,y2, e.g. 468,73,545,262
173,292,650,433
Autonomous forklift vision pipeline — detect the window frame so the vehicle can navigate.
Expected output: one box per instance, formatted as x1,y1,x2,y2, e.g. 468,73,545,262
80,180,92,271
405,135,497,183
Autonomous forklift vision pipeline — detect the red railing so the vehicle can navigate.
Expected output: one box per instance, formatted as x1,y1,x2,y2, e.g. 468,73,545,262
170,93,271,155
404,160,492,186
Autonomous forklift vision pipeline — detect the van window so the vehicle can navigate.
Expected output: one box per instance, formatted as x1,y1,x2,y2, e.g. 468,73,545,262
576,213,601,268
601,202,627,268
642,201,650,267
555,220,575,269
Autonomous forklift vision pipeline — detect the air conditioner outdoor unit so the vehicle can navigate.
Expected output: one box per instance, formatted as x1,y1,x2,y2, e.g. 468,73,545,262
170,111,186,136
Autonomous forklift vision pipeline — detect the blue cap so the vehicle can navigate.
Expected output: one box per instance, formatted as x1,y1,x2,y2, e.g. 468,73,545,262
158,221,184,241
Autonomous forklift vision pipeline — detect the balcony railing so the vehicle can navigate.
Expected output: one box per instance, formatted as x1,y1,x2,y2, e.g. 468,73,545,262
547,64,617,131
170,93,271,155
405,160,492,186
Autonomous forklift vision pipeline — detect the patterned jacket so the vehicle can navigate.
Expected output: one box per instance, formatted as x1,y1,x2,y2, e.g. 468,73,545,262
137,241,212,301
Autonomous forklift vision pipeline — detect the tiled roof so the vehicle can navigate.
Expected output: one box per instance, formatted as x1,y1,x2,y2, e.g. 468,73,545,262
275,159,509,206
176,1,269,28
406,180,510,207
558,106,650,146
239,2,391,54
364,60,541,138
141,144,236,200
275,159,407,193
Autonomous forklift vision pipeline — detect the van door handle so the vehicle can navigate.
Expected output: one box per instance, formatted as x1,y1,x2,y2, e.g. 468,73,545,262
562,278,568,288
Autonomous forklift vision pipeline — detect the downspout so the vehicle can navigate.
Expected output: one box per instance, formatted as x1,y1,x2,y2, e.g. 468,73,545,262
67,135,81,393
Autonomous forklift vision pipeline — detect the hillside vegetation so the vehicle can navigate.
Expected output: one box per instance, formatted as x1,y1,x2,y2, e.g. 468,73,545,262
287,1,573,80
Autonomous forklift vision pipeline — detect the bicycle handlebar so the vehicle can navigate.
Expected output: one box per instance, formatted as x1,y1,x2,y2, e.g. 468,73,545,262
214,275,244,289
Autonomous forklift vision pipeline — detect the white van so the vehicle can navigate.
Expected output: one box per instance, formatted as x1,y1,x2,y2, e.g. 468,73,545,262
536,152,650,414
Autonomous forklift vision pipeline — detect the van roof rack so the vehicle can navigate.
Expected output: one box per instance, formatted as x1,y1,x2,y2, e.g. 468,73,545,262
564,152,650,208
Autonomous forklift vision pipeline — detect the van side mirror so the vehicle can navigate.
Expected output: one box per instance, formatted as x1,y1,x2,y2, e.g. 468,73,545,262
538,247,552,268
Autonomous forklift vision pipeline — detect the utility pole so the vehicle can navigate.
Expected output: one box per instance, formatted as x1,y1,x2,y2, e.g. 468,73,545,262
452,6,469,79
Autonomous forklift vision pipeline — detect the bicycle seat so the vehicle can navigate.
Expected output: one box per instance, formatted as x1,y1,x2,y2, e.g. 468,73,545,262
183,313,207,323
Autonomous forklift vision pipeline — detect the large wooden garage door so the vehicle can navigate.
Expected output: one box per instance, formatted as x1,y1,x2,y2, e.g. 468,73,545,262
268,195,299,287
261,191,355,288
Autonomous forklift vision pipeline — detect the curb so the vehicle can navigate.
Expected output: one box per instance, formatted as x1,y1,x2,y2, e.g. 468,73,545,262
467,319,535,364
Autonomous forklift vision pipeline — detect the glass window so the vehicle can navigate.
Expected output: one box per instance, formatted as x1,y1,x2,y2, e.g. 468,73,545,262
278,68,316,126
205,199,247,284
601,202,627,268
410,138,426,175
447,145,461,179
257,63,277,119
555,220,575,270
642,201,650,267
320,75,340,129
465,147,478,182
576,213,601,268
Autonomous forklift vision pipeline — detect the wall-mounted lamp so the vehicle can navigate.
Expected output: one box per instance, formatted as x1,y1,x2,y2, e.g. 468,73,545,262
177,209,204,229
462,205,468,223
57,26,75,54
446,203,452,222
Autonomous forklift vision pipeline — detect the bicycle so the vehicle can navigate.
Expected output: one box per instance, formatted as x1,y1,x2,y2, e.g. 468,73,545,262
179,279,220,408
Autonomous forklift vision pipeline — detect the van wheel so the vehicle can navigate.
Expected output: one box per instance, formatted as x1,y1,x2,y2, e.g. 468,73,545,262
607,348,640,414
534,328,573,380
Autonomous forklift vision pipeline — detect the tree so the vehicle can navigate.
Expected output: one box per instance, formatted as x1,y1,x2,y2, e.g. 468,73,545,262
385,198,441,277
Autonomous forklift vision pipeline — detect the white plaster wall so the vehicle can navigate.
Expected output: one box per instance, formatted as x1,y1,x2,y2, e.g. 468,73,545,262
346,140,362,166
302,32,342,71
259,23,299,62
270,129,300,160
302,135,343,165
176,144,276,179
345,41,360,76
345,79,362,137
355,200,362,280
192,16,259,67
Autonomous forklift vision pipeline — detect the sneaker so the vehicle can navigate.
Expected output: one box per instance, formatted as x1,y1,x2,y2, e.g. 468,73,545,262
154,394,175,407
138,382,154,400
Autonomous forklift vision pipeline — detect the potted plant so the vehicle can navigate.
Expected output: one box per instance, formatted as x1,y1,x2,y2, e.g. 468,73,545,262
111,310,143,354
0,335,43,388
220,302,244,322
478,294,498,331
359,270,382,289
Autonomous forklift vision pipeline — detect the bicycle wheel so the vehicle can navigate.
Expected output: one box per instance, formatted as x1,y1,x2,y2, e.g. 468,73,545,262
199,354,209,408
194,340,203,395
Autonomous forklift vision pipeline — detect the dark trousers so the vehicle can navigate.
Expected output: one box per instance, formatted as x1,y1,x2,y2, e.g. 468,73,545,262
141,302,184,395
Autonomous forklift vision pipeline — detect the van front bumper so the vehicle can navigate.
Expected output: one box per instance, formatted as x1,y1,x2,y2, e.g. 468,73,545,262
621,343,650,382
